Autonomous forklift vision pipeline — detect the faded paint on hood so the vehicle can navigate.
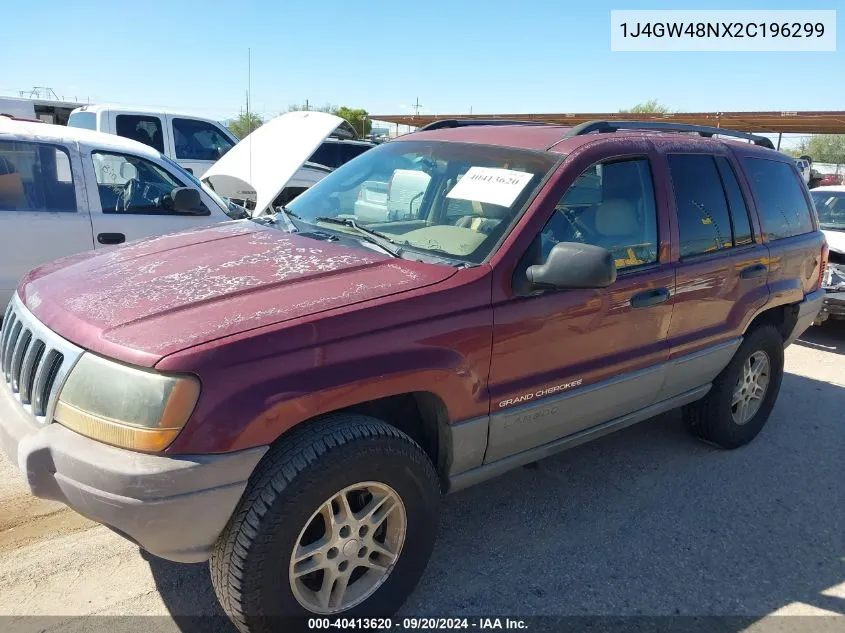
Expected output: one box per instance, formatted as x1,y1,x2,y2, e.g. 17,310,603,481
18,221,456,366
202,111,348,215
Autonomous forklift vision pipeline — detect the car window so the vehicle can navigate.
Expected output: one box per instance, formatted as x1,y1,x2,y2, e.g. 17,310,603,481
669,154,737,258
715,156,753,247
115,115,165,152
539,157,658,271
308,143,339,169
0,140,77,213
336,143,372,166
742,157,815,240
810,191,845,231
92,151,204,215
172,118,234,161
286,140,558,264
67,111,96,131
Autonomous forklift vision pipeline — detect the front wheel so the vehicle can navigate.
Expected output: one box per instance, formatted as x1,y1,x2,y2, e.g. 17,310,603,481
683,325,785,448
210,414,441,632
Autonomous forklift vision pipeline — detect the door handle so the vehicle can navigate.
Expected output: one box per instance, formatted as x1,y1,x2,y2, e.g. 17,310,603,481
740,264,768,279
97,232,126,245
630,287,670,308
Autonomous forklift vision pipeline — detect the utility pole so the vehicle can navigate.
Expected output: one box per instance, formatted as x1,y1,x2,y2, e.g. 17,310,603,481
305,99,309,111
412,97,423,116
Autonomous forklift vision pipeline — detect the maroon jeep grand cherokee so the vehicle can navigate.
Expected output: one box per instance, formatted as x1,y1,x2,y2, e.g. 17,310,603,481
0,120,828,629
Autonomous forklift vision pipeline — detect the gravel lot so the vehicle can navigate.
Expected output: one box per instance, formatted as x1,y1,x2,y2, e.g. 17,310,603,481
1,322,843,632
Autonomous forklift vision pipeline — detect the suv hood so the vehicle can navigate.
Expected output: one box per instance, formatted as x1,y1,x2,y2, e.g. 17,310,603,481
202,111,356,216
17,222,456,366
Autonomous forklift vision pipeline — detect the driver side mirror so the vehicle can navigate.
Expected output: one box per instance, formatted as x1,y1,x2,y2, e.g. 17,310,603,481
526,242,617,290
171,187,202,213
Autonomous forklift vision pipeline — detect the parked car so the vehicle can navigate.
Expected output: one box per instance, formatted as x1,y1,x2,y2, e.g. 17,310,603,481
809,186,845,321
68,105,375,208
0,120,827,628
0,117,248,311
794,158,811,184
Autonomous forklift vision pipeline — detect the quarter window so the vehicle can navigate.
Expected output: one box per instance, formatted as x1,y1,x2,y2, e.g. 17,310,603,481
0,141,77,213
742,157,814,240
540,158,659,271
115,115,165,152
172,118,234,161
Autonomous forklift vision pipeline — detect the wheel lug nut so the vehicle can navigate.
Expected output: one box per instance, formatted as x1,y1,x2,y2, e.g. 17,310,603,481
359,526,368,537
339,560,349,572
327,547,338,560
358,547,367,558
339,526,351,538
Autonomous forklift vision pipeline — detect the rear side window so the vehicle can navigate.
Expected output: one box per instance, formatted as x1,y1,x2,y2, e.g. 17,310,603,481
0,141,77,212
336,143,371,166
116,114,165,153
742,157,814,240
668,154,734,258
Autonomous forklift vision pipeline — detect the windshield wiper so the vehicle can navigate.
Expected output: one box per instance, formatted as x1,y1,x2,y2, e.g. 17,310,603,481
266,205,301,232
314,217,403,258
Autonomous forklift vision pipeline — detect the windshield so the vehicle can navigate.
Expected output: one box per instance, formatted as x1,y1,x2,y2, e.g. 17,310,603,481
159,154,246,219
285,140,558,264
811,191,845,231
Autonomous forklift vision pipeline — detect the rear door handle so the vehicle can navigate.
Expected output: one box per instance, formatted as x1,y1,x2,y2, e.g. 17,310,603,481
740,264,768,279
97,232,125,245
631,287,670,308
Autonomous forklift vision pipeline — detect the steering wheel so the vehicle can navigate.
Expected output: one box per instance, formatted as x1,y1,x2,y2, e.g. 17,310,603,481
117,178,155,212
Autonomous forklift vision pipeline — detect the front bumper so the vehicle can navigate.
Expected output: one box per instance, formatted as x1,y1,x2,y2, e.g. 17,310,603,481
784,288,826,346
0,382,267,563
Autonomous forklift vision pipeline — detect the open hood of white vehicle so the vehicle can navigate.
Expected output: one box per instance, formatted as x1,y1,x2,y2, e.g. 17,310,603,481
202,111,355,215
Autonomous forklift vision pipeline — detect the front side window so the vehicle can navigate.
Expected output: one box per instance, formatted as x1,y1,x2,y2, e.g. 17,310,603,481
0,140,77,212
742,157,814,240
286,140,558,264
172,118,234,161
307,142,339,169
92,151,205,215
115,115,165,152
67,111,97,131
669,154,736,258
539,157,659,271
810,190,845,232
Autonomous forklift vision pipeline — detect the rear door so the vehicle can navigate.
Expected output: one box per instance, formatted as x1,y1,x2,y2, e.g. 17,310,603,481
0,139,93,307
739,155,824,301
486,145,675,463
168,116,237,177
663,149,770,397
84,149,224,247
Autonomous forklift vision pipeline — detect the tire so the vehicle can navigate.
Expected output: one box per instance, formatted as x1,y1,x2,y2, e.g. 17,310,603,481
683,324,785,449
210,414,441,633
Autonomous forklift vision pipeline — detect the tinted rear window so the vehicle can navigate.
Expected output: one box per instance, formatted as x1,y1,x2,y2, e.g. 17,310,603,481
742,157,814,240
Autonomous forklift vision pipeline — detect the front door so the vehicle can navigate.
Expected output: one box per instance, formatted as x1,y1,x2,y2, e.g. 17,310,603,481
84,150,221,247
486,149,675,463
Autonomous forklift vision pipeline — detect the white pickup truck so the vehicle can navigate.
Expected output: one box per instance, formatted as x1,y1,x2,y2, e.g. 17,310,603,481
0,111,371,311
0,117,243,309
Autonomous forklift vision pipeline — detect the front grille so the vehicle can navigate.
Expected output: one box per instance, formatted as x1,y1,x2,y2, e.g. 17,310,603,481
0,294,83,424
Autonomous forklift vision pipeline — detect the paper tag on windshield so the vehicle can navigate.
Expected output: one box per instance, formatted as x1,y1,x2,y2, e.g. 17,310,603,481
445,167,533,208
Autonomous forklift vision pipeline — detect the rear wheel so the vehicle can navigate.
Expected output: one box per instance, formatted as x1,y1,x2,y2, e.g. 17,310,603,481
210,414,440,633
683,325,784,448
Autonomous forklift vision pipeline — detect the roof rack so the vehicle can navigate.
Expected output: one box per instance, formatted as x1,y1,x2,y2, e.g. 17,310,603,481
419,119,551,131
564,120,775,150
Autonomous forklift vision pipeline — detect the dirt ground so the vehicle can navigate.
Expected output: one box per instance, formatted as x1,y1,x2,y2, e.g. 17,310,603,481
1,322,843,632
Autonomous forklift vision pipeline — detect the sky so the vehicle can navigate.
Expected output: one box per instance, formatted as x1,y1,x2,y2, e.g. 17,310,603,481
3,0,842,146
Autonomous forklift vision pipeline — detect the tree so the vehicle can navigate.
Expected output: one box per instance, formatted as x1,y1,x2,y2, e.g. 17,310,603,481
801,135,845,164
287,103,337,114
227,112,264,139
619,99,672,114
335,106,371,137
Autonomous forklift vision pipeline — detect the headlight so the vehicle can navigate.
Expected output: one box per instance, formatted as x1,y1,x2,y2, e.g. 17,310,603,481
54,353,200,452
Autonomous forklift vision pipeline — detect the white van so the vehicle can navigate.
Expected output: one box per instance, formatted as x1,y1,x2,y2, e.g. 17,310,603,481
68,104,238,177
